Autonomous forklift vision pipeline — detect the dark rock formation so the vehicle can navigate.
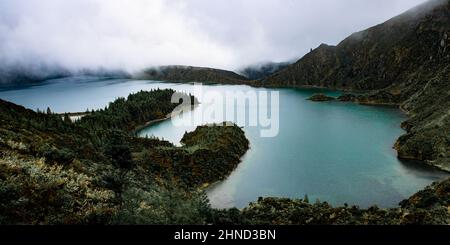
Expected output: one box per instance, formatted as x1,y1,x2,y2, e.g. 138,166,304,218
337,94,357,102
394,79,450,170
307,93,336,102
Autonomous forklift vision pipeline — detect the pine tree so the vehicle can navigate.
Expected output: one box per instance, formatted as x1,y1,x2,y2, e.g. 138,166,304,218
63,114,72,123
304,194,310,204
104,129,133,207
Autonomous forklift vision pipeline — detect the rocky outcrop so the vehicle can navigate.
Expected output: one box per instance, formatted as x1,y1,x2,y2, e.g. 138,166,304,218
258,0,450,170
337,94,358,102
395,78,450,171
336,77,449,171
307,93,336,102
134,65,250,84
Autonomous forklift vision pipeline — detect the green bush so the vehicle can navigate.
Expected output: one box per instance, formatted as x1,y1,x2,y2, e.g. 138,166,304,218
113,185,211,225
0,153,115,224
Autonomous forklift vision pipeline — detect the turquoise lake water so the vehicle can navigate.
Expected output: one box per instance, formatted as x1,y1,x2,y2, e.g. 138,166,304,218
1,76,448,208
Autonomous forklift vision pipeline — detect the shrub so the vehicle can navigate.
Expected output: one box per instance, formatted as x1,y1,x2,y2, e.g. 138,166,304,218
0,153,115,224
113,184,211,225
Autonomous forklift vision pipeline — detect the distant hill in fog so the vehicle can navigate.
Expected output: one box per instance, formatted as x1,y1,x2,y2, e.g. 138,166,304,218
0,64,130,85
134,65,250,84
239,62,291,80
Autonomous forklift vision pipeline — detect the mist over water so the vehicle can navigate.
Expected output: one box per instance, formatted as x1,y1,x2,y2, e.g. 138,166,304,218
0,0,427,76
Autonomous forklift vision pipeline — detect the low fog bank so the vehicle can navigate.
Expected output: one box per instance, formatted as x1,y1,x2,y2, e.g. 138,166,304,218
239,61,292,80
0,0,428,84
0,63,131,85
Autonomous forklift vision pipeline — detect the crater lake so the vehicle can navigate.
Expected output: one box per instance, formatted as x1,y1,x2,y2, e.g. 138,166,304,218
1,76,448,208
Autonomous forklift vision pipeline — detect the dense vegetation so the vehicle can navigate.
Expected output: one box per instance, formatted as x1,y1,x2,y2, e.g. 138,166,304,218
0,90,247,224
79,89,197,132
212,177,450,225
138,123,249,187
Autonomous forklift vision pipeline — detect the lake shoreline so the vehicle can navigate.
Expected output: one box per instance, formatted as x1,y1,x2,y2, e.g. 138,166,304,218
133,104,200,136
1,81,446,211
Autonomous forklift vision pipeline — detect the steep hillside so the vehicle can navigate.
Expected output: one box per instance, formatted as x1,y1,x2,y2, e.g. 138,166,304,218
261,0,449,91
260,0,450,170
134,65,250,84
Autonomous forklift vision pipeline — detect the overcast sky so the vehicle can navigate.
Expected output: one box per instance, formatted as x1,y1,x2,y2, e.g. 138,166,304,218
0,0,427,72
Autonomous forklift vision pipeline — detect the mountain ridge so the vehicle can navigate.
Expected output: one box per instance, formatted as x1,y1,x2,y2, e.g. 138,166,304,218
256,0,449,170
134,65,250,84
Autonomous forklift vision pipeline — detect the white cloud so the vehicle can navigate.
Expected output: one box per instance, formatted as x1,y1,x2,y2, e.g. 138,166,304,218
0,0,427,72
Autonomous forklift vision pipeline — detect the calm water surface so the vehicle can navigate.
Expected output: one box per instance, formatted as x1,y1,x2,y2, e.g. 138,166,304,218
1,76,448,208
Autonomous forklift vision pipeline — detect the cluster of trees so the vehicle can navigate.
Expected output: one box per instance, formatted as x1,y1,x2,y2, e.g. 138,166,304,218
0,99,102,164
78,89,196,132
132,123,249,188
